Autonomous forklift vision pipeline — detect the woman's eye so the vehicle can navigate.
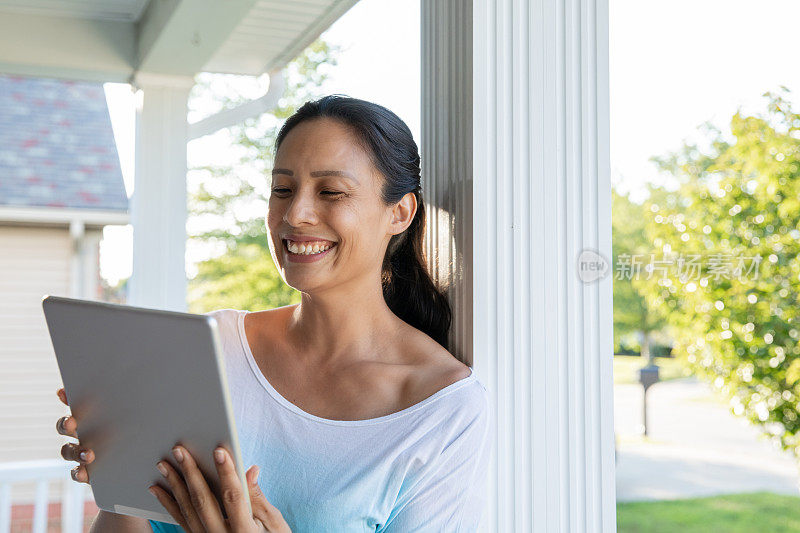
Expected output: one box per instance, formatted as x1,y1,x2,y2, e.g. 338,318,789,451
270,188,344,197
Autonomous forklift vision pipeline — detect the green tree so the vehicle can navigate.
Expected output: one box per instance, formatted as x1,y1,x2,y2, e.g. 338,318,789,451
635,88,800,458
612,188,669,361
186,38,341,314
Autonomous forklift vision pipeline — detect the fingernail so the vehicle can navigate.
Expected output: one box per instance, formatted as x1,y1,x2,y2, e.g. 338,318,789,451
157,462,168,476
79,451,87,461
254,466,260,483
172,447,184,463
148,487,157,497
214,448,225,464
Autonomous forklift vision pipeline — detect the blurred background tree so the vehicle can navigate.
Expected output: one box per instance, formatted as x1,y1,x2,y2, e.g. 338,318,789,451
633,88,800,458
186,38,341,313
612,188,671,362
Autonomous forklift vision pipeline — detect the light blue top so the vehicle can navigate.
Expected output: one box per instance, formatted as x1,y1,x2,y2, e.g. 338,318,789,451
149,309,492,532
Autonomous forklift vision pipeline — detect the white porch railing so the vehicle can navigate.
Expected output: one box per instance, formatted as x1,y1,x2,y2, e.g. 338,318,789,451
0,459,87,533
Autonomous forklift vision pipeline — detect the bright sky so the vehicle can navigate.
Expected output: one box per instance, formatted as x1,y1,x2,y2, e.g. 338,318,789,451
99,0,800,285
610,0,800,200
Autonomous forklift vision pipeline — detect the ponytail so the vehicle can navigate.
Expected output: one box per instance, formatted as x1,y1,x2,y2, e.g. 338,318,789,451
382,189,453,350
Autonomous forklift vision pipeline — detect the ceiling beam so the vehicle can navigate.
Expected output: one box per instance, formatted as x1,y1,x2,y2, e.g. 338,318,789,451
0,0,259,82
136,0,259,76
0,0,355,83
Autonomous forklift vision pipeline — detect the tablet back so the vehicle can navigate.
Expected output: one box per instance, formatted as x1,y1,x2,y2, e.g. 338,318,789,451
41,295,249,525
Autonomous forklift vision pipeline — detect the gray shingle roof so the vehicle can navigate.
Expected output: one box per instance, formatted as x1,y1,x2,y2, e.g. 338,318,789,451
0,74,128,211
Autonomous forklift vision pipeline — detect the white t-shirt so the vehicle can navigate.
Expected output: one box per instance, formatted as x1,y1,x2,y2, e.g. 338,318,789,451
149,308,493,533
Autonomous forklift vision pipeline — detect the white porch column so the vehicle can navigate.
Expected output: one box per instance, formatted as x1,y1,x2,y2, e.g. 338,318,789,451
421,0,615,532
128,74,194,312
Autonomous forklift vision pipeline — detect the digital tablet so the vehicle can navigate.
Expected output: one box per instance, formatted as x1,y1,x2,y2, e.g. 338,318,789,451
41,295,250,525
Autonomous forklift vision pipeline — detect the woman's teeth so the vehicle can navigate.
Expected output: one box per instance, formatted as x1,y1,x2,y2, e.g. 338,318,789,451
285,239,336,255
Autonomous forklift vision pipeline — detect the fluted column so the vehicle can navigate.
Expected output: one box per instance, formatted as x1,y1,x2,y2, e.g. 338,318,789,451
421,0,615,531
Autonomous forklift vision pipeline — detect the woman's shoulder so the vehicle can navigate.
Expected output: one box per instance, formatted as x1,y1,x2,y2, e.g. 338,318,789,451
203,305,293,333
200,308,245,340
403,357,472,402
202,307,241,319
399,346,486,417
203,304,295,317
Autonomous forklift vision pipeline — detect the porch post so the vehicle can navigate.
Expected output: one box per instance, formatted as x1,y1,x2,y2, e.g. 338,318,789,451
127,74,194,312
421,0,615,531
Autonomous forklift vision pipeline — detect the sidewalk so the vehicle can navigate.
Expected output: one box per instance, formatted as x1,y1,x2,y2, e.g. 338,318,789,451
615,375,800,502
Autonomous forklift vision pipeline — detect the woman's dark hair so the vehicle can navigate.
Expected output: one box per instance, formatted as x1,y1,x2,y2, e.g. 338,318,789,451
274,94,453,352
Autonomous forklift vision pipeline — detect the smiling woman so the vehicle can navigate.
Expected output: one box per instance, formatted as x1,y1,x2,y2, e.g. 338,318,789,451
145,95,493,532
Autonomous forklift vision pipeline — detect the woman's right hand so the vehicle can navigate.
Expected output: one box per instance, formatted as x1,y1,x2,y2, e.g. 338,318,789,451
56,387,95,484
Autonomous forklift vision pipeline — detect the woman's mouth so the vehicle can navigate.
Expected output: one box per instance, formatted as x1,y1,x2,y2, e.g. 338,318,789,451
282,239,337,263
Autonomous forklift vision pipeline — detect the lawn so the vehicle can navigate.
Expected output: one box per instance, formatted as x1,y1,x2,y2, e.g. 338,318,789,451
617,492,800,532
613,354,691,385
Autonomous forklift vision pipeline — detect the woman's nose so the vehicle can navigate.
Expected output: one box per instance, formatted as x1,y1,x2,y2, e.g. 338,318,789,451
282,191,319,226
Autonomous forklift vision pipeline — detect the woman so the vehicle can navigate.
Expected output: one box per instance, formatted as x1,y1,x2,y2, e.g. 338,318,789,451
56,95,493,532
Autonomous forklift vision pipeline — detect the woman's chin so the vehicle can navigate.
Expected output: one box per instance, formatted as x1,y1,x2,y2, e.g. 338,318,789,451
282,268,326,287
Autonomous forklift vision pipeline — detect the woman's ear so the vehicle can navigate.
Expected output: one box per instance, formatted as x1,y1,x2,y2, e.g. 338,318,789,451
388,191,417,236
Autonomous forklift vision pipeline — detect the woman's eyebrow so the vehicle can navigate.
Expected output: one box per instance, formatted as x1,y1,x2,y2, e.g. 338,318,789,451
272,168,359,184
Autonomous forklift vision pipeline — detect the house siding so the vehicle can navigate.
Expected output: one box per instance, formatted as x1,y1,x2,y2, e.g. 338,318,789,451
0,225,97,504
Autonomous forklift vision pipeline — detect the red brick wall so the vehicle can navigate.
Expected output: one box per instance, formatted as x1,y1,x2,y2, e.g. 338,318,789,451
9,499,99,533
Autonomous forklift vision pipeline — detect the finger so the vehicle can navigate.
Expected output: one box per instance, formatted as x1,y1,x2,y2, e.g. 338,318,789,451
171,445,226,532
246,464,285,530
174,446,227,531
246,465,273,527
56,415,78,438
157,459,206,533
213,447,251,530
56,388,68,406
246,465,259,486
60,442,95,464
70,464,90,484
148,484,191,532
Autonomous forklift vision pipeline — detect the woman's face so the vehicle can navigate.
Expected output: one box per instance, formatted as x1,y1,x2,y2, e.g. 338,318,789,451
266,117,415,292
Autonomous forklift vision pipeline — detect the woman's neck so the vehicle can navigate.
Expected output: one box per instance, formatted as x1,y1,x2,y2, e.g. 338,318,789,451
286,282,403,368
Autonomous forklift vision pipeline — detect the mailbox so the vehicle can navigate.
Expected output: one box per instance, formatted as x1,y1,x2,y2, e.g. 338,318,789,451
638,363,660,436
639,364,660,390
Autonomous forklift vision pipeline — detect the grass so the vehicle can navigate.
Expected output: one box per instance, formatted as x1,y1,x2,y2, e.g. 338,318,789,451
613,354,692,385
617,492,800,532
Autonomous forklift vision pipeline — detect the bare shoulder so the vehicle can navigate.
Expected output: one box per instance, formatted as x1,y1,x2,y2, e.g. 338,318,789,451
398,324,473,406
243,304,296,340
246,303,297,322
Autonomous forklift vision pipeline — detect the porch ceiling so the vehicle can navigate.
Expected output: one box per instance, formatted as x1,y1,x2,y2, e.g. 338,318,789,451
0,0,358,83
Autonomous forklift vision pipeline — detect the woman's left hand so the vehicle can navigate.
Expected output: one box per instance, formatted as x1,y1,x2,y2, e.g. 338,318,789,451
149,444,292,532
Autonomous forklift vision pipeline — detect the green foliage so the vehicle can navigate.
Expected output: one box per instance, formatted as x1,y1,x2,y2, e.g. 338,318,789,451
188,243,299,314
186,38,341,313
635,88,800,459
612,188,670,353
